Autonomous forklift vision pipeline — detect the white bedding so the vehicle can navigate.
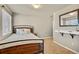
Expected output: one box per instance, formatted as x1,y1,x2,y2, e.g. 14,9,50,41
0,33,43,49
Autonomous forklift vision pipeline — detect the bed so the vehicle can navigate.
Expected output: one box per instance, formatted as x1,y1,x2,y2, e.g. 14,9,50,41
0,25,44,54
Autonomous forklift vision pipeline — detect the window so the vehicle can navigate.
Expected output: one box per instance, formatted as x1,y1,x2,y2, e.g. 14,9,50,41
2,8,12,36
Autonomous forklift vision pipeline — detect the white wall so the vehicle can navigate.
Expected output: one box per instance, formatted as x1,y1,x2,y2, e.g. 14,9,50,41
53,5,79,53
14,14,52,38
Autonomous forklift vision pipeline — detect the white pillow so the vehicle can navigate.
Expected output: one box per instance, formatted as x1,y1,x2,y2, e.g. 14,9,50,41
16,29,30,35
16,29,22,35
16,29,19,34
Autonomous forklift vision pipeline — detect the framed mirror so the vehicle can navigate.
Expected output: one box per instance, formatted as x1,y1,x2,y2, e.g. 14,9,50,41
59,9,79,26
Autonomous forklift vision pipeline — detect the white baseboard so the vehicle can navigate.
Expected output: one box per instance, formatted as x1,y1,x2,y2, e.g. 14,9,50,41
53,41,79,54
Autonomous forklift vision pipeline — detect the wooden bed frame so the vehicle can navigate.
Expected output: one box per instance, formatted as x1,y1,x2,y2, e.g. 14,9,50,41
0,25,44,54
0,42,44,54
13,25,34,33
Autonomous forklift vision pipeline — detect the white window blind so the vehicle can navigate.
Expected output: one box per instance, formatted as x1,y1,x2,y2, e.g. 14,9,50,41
2,8,12,36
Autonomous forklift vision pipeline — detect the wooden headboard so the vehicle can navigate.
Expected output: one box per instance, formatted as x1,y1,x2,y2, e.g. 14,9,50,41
13,25,34,33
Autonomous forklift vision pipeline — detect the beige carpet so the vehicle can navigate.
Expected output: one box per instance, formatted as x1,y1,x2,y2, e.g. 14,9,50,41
44,38,74,54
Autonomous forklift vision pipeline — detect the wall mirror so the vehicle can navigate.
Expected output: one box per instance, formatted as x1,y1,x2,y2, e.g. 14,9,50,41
59,9,79,26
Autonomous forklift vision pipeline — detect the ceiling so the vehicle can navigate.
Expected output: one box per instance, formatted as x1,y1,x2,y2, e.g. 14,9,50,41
7,4,70,17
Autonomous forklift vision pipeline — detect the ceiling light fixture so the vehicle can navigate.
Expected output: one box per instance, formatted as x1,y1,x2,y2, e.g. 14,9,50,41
69,12,75,15
32,4,40,9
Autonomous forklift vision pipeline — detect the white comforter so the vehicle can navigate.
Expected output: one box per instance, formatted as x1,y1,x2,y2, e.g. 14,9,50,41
0,33,43,49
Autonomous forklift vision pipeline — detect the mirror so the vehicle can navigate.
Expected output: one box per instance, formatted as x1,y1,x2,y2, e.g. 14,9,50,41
59,9,79,26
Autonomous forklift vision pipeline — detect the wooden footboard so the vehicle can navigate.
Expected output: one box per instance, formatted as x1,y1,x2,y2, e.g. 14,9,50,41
0,43,44,54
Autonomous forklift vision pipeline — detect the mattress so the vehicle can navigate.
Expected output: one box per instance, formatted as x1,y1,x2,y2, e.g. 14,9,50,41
0,33,44,49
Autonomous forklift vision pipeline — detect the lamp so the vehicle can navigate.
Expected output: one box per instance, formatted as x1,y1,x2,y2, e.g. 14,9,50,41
32,4,40,9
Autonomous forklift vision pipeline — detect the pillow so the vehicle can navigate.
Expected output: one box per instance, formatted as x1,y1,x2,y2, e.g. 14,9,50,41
24,29,31,34
16,29,19,34
16,29,22,35
16,29,31,35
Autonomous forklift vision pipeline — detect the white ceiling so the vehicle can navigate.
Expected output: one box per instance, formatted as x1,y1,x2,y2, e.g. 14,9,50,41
7,4,70,16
